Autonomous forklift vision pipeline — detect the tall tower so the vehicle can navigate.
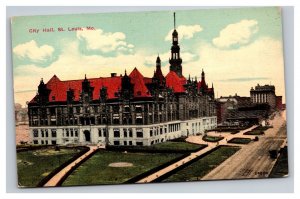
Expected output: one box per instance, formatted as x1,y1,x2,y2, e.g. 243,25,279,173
169,12,183,77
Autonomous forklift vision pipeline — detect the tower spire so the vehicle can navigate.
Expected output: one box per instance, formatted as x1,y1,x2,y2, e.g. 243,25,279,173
169,12,182,77
174,12,176,29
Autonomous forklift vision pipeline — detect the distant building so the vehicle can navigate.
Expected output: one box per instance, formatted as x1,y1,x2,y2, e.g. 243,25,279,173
216,84,283,126
15,103,29,125
216,94,251,124
250,84,283,110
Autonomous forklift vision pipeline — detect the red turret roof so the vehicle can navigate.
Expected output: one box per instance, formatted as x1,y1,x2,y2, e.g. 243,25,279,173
165,71,186,93
129,68,151,97
154,67,165,85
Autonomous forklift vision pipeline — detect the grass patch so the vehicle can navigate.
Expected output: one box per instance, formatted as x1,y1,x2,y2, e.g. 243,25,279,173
228,138,252,144
17,148,83,187
244,130,264,135
269,146,289,178
162,146,240,182
107,141,206,153
150,142,204,151
202,135,224,142
244,125,272,135
62,151,181,186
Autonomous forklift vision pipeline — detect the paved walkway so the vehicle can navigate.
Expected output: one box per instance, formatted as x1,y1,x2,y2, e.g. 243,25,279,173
136,125,258,183
44,145,100,187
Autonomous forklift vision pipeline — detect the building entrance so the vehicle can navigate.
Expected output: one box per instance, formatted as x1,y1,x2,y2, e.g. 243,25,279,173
84,130,91,142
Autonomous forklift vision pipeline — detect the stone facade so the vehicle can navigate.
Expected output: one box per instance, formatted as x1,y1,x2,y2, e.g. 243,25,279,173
28,13,217,146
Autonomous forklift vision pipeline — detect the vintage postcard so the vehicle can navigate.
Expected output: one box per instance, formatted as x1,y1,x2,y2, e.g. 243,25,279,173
12,7,288,188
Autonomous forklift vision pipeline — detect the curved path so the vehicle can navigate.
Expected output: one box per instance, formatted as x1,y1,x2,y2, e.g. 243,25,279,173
136,125,258,183
44,145,100,187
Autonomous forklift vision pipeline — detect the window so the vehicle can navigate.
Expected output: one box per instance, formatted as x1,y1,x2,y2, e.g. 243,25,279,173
50,108,56,115
33,140,38,145
124,106,130,112
123,129,127,137
103,129,107,137
45,130,48,137
33,129,38,137
136,118,143,125
114,141,120,145
124,141,127,146
51,140,57,145
98,129,102,137
66,129,69,137
137,131,143,138
71,129,74,137
114,129,120,137
136,142,143,146
51,129,57,137
45,140,48,145
41,130,44,137
135,106,142,112
150,130,153,137
41,140,44,145
75,129,78,137
113,118,119,124
129,141,132,145
129,129,133,137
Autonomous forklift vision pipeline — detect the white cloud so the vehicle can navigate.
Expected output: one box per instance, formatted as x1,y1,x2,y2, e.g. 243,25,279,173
13,37,285,106
13,40,54,62
165,25,203,41
184,37,285,102
13,41,155,106
77,28,134,53
212,20,259,48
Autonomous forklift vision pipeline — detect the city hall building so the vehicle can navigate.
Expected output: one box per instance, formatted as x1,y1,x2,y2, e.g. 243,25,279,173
28,14,217,146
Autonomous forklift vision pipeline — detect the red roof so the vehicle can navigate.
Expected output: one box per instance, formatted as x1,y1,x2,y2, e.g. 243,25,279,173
198,80,208,91
129,68,151,97
165,71,186,93
44,75,122,103
143,77,152,85
29,68,212,104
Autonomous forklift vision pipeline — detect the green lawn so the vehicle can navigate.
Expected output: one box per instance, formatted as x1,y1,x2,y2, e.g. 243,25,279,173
62,151,181,186
107,141,206,153
244,130,264,135
269,146,289,178
203,135,224,142
244,125,271,135
228,138,252,144
17,148,83,187
150,141,204,151
162,146,240,182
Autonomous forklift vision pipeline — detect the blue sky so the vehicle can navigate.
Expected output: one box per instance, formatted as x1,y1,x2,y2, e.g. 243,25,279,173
11,7,285,106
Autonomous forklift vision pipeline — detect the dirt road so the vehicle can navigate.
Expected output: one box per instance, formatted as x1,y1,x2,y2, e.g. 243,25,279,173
202,110,287,180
